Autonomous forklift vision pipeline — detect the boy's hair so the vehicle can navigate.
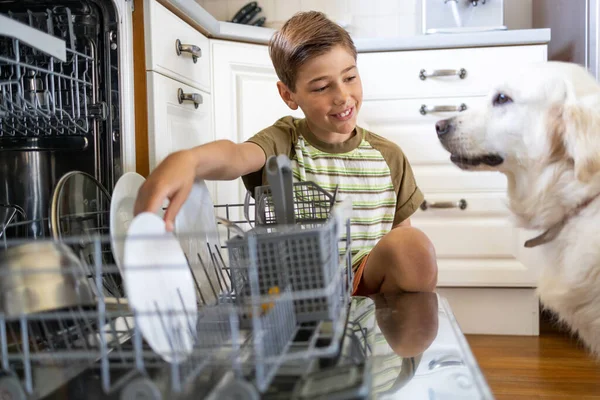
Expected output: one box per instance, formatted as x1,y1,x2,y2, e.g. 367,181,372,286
269,11,357,92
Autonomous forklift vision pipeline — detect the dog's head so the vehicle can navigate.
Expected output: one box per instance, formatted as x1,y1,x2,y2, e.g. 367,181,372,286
436,61,600,227
437,61,600,181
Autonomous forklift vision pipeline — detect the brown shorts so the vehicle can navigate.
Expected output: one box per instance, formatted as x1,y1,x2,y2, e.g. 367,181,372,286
352,253,370,297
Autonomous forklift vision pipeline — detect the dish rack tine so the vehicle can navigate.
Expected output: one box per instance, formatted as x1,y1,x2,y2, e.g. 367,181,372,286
185,253,206,305
153,300,177,359
205,242,223,289
176,290,199,343
196,254,218,303
0,319,8,372
212,249,230,292
213,246,232,287
20,316,33,394
202,256,220,300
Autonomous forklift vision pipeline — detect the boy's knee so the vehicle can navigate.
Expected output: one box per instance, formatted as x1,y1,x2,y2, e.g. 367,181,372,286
388,227,438,291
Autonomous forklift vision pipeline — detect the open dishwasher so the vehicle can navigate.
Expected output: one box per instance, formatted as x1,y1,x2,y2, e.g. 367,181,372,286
0,3,370,397
0,166,370,399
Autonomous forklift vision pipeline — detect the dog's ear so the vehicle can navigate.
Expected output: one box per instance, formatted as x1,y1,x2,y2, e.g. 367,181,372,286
561,93,600,182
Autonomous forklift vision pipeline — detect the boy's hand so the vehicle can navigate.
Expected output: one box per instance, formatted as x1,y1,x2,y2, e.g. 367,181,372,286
134,150,197,231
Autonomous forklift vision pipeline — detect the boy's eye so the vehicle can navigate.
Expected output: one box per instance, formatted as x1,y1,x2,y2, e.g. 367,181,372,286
312,86,328,92
345,76,356,82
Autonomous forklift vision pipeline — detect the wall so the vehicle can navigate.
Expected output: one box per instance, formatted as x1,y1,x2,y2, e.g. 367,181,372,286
196,0,532,38
532,0,586,65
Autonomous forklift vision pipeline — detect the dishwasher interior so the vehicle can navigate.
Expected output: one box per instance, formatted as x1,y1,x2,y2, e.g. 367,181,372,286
0,0,123,240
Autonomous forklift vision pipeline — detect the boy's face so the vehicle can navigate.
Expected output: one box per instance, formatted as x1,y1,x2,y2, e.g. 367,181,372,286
278,45,363,140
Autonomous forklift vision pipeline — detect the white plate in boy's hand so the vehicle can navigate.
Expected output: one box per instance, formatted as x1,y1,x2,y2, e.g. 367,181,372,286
123,212,198,364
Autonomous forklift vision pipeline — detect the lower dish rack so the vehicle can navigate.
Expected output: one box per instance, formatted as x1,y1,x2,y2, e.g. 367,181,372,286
0,183,354,399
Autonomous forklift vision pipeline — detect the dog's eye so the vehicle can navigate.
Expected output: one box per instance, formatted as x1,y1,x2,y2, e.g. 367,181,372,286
493,93,513,106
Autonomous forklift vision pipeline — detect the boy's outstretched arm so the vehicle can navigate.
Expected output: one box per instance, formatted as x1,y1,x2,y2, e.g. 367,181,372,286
134,140,266,230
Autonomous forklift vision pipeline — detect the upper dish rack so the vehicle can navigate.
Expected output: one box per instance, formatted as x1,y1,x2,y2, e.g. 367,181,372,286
0,7,107,150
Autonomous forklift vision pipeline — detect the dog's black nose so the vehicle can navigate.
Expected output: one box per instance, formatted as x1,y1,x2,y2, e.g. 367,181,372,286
436,119,452,136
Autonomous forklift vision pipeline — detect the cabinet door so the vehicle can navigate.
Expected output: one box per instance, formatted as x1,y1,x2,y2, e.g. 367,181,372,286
211,40,303,209
146,71,215,196
360,98,543,287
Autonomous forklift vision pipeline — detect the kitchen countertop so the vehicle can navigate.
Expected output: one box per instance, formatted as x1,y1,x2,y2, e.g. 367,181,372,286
162,0,550,52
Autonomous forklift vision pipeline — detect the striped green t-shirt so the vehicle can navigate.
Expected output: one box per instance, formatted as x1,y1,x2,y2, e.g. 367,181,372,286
242,116,424,269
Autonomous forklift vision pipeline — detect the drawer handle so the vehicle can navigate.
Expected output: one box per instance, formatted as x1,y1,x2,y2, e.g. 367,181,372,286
175,39,202,63
177,88,203,109
420,199,467,211
420,103,467,115
419,68,467,80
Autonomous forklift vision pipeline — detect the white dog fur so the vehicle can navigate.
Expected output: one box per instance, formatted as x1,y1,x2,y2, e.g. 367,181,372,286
435,61,600,357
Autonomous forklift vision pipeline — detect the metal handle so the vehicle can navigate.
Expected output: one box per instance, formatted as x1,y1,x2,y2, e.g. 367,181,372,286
420,199,467,211
177,88,202,109
420,103,467,115
175,38,202,63
419,68,467,80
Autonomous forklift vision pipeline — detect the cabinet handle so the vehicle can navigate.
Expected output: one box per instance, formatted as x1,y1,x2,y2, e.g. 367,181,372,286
177,88,203,109
420,199,467,211
419,68,467,80
175,39,202,63
420,103,467,115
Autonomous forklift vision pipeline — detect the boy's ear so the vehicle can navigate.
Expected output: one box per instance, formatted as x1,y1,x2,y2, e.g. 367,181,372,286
560,93,600,182
277,81,298,110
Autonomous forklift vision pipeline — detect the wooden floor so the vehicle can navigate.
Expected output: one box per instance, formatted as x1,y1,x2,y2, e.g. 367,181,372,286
466,313,600,399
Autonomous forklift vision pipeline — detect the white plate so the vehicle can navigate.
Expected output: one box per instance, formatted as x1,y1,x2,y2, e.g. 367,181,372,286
110,172,146,273
123,212,198,363
174,180,224,305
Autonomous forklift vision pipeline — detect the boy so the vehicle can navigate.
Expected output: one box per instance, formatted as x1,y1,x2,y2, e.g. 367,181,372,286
134,11,438,295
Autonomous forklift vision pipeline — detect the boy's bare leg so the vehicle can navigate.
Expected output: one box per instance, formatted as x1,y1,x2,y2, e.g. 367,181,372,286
357,227,438,295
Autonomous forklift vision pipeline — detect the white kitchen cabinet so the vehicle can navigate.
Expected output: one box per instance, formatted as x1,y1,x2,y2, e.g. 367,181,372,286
146,71,215,196
211,40,303,209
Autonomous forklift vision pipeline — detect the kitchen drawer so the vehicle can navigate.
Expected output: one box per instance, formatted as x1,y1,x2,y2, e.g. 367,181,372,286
413,191,513,258
410,191,539,286
146,72,215,196
360,96,483,166
357,45,547,100
145,0,211,93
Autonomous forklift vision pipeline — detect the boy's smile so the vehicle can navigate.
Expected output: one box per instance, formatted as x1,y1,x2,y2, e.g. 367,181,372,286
277,45,363,144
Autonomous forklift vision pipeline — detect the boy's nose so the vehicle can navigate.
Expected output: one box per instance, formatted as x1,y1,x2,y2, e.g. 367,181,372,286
334,90,350,105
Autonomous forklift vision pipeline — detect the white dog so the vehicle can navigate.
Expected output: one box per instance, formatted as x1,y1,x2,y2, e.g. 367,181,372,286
435,61,600,357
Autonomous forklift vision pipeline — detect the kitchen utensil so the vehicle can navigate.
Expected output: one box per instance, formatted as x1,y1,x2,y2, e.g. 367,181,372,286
174,180,225,306
265,155,295,225
123,212,198,364
231,2,258,23
0,242,96,317
251,16,266,27
110,172,146,274
239,6,262,25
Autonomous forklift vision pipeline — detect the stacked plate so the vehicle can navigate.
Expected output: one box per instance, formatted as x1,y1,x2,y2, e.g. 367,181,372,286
110,173,221,363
